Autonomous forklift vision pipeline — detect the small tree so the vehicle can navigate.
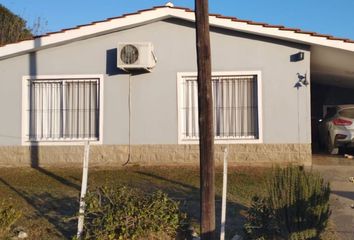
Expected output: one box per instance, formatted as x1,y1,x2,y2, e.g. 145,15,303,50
244,166,331,240
0,4,32,46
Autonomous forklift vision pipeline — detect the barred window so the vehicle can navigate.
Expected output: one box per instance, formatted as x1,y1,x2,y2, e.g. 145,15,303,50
26,78,100,142
179,74,259,141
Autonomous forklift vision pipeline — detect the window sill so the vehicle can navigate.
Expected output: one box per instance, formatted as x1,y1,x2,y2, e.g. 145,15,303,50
179,137,262,144
22,139,102,146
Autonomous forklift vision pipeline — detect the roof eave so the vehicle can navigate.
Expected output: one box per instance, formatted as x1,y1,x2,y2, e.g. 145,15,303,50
0,7,177,60
1,6,354,60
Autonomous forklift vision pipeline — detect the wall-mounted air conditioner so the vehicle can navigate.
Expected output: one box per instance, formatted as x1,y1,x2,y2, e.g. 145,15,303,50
117,42,157,71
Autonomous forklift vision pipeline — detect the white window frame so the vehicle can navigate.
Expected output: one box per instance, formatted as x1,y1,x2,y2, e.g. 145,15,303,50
21,74,104,146
177,71,263,144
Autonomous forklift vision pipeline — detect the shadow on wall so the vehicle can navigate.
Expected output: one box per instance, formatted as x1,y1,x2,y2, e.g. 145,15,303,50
29,38,40,168
106,48,126,76
28,39,80,191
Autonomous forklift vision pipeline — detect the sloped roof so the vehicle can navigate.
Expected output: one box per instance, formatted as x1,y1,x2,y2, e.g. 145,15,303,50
1,5,354,60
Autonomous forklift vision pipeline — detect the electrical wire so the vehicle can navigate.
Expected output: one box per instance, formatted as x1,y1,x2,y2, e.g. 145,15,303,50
122,74,132,166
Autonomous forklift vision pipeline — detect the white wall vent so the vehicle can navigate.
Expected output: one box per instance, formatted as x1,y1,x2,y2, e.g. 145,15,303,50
117,42,157,71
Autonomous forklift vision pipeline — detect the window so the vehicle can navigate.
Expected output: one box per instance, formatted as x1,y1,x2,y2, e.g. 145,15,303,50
178,72,261,143
23,75,103,143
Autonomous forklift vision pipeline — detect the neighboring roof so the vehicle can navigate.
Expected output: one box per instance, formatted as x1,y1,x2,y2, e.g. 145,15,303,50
1,5,354,60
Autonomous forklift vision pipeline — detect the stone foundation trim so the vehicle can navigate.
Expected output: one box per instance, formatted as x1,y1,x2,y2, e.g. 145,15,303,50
0,144,312,167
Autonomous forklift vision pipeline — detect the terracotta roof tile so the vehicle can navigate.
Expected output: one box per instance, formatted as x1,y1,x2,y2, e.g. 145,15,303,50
295,30,317,35
77,23,95,27
215,15,236,20
233,19,252,23
312,33,333,38
327,36,350,41
279,27,302,32
263,24,285,28
61,27,79,31
248,21,268,26
170,6,191,10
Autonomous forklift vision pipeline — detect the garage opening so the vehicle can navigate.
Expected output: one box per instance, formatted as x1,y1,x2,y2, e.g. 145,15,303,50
310,44,354,157
311,82,354,154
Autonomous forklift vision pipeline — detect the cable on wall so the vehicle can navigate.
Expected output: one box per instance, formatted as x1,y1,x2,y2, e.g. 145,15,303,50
122,73,132,166
297,87,301,161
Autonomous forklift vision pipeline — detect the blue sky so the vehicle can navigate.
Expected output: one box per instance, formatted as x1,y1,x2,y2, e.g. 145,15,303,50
1,0,354,39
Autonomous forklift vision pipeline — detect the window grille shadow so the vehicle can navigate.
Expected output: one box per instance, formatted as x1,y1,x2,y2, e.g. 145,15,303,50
29,146,80,190
34,168,80,191
28,39,79,191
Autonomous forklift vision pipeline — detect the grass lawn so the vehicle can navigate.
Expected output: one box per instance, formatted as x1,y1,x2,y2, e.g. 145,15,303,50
0,166,268,239
0,166,338,240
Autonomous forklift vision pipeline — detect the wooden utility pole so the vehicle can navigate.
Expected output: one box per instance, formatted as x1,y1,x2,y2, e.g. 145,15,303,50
195,0,215,239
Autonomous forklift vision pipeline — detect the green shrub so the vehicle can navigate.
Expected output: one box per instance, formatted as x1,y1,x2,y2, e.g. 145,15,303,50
0,201,21,237
244,196,279,240
244,166,331,240
82,186,187,240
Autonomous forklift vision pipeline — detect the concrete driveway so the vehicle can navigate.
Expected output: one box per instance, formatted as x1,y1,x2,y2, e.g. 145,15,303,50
313,154,354,240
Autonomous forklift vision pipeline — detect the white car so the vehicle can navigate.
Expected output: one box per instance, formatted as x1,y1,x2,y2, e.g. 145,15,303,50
319,105,354,154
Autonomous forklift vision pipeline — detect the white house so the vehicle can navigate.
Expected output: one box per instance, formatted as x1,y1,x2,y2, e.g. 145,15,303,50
0,5,354,167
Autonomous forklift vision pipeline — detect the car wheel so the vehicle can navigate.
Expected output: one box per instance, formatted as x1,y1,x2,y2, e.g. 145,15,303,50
327,134,339,155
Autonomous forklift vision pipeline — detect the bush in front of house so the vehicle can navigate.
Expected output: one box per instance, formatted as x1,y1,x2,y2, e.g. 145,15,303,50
0,201,21,237
82,186,187,240
244,166,331,240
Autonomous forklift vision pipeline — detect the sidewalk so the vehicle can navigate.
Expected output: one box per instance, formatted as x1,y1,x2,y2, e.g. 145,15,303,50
313,155,354,240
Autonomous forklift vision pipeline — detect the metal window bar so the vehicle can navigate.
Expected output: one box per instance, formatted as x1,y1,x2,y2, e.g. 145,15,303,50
28,79,99,141
182,75,258,139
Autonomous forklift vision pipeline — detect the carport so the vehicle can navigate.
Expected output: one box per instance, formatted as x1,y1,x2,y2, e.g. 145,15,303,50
310,45,354,152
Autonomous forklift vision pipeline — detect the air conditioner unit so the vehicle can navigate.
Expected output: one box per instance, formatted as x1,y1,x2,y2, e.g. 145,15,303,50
117,42,157,71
